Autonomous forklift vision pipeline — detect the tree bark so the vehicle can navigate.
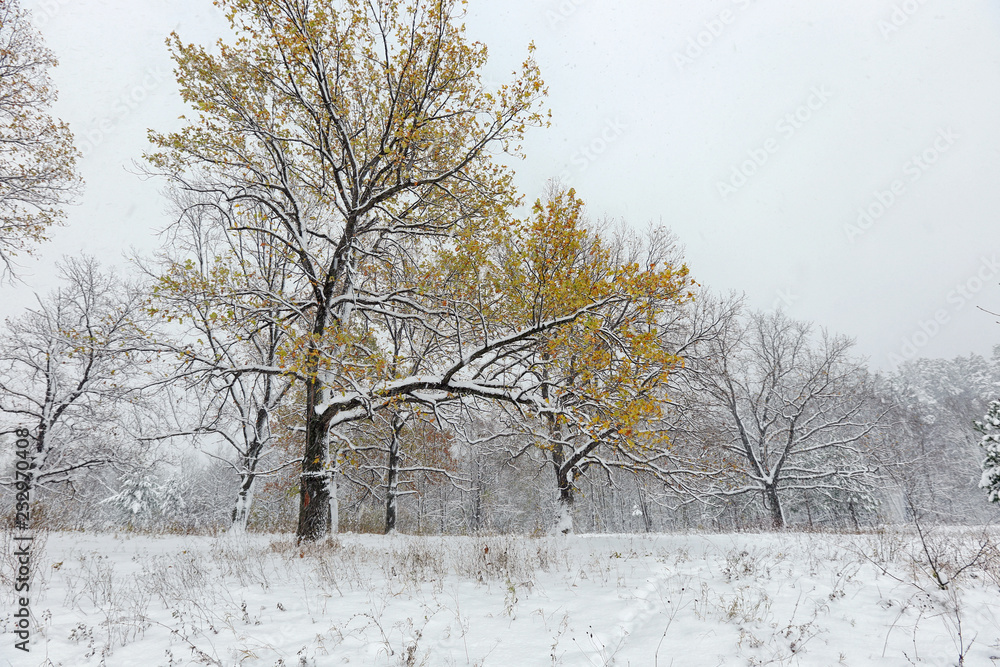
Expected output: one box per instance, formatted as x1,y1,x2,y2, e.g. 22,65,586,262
384,416,403,534
231,406,269,531
551,444,574,534
469,458,483,534
231,474,255,531
764,484,785,529
635,474,652,533
298,376,333,542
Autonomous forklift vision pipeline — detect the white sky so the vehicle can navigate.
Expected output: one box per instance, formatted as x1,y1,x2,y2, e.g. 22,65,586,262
11,0,1000,372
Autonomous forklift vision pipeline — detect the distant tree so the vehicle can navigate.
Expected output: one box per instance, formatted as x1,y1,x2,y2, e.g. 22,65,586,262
103,470,187,531
143,197,297,532
0,0,81,275
677,311,884,529
975,399,1000,503
885,354,997,522
338,410,467,533
0,258,151,491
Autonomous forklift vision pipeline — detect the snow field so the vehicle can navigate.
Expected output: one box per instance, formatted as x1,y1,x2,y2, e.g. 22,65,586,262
2,528,999,666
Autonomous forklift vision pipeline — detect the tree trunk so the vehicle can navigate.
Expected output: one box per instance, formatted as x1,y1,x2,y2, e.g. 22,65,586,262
384,417,402,534
416,493,423,534
848,499,860,531
297,377,333,542
231,473,255,532
552,445,574,534
231,406,268,532
470,483,482,534
764,484,785,529
634,475,652,533
439,489,447,533
555,481,574,535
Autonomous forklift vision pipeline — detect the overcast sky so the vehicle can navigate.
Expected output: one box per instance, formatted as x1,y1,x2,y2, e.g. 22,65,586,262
12,0,1000,371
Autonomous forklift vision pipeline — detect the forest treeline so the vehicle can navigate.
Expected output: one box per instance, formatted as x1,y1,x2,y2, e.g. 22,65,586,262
0,0,997,538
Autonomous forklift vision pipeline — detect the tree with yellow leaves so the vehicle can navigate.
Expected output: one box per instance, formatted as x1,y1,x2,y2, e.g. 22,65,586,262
490,186,694,533
0,0,81,276
148,0,694,541
148,0,546,541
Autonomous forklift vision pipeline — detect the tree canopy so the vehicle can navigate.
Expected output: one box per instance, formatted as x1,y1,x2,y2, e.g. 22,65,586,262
0,0,81,276
146,0,696,540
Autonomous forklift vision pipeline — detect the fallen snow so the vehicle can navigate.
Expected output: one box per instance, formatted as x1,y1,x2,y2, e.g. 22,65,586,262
2,528,999,666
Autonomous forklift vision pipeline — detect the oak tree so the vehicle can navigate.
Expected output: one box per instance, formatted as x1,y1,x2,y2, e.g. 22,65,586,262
0,0,81,275
148,0,694,541
673,310,884,528
148,0,547,540
492,187,693,532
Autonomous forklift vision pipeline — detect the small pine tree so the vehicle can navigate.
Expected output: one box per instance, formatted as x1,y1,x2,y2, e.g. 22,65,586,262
104,472,189,529
105,473,161,529
157,478,188,523
975,399,1000,503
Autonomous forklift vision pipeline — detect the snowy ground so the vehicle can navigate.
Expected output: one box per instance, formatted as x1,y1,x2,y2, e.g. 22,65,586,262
2,528,1000,666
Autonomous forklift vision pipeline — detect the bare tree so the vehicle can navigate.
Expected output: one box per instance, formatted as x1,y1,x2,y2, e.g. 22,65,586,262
0,257,152,492
339,410,469,533
675,310,885,528
881,354,1000,524
143,198,298,531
